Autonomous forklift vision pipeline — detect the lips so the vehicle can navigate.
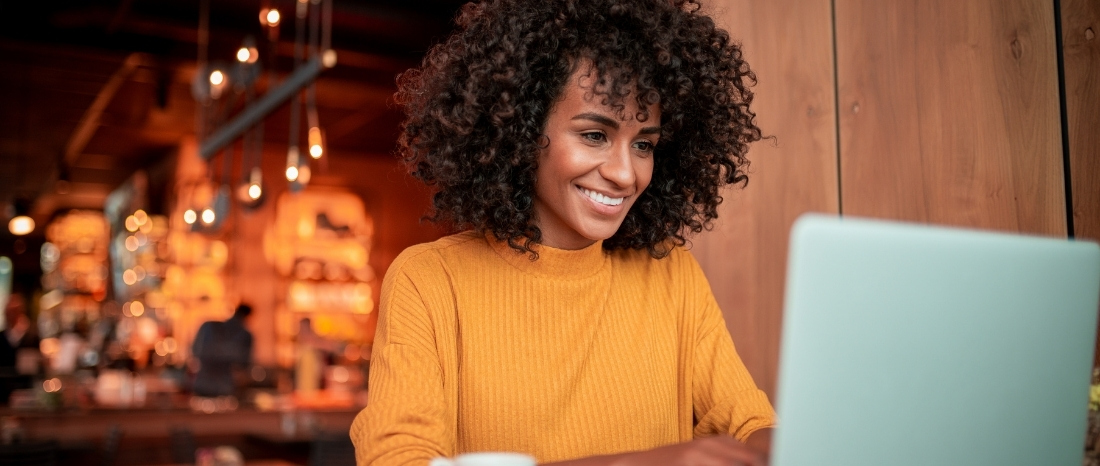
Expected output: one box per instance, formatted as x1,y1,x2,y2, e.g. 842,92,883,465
578,187,624,206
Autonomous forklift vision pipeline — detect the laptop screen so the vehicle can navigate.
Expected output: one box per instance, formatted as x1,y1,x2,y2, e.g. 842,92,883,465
772,214,1100,466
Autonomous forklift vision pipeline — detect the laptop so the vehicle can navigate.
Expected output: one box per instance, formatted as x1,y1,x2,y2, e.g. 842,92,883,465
771,214,1100,466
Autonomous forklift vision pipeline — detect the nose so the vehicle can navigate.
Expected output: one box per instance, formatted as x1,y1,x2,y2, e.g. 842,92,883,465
598,143,636,189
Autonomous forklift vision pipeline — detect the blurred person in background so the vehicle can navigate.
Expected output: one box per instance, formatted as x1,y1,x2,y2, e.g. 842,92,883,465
191,303,253,398
1,291,40,404
295,317,343,394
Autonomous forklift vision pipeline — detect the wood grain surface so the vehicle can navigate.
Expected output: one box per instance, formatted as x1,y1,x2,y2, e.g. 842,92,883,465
1060,0,1100,367
835,0,1066,236
1062,0,1100,242
695,0,839,399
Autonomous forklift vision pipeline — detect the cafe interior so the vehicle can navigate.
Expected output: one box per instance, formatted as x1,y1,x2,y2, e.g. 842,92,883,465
0,0,465,464
2,0,1099,465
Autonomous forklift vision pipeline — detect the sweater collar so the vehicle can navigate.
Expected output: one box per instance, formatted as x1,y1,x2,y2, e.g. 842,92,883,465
487,233,608,280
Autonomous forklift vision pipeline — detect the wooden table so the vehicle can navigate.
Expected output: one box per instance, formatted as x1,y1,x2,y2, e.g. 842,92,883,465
1,405,359,441
0,405,361,466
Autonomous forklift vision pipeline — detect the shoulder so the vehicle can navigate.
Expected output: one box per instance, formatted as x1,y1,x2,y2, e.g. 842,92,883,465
389,231,487,272
383,231,490,288
229,320,253,337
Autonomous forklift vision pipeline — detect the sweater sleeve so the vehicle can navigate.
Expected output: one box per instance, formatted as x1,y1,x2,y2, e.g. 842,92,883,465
351,253,453,466
682,251,776,442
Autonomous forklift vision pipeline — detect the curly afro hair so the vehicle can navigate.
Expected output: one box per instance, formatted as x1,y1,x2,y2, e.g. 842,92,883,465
396,0,762,258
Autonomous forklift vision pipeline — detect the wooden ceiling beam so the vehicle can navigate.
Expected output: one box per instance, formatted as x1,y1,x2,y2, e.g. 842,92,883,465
63,52,149,167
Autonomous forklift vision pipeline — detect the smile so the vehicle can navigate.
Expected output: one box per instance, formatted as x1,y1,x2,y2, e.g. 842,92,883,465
579,187,624,206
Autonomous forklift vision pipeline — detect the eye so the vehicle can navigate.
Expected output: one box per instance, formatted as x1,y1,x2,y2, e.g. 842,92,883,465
580,132,607,144
632,139,656,153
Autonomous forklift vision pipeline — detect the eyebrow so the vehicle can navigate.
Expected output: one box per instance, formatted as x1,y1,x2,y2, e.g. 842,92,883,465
571,112,661,136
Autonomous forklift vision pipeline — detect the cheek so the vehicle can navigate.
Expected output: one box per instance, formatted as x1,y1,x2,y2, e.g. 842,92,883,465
539,143,588,183
534,148,553,184
533,149,567,200
634,158,655,193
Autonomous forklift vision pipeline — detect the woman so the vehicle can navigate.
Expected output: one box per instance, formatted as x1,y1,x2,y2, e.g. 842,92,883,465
351,0,774,464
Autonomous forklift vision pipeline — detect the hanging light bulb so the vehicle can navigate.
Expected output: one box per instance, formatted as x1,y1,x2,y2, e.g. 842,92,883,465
7,198,34,235
322,49,338,69
238,166,264,207
261,8,281,27
286,147,300,181
183,209,197,225
308,127,324,159
209,69,227,99
248,165,263,200
237,36,259,64
8,216,34,236
260,8,281,41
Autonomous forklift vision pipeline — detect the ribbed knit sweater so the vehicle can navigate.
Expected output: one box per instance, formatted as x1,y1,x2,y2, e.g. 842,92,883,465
350,231,774,465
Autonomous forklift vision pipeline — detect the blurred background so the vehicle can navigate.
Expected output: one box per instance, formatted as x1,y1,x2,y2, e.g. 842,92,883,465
0,0,463,464
0,0,1097,465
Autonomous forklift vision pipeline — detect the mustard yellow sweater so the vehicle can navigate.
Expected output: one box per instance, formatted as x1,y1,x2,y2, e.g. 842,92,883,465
350,232,774,465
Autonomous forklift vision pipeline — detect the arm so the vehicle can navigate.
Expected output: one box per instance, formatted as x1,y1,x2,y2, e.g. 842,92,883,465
350,264,454,465
684,251,775,441
744,428,772,456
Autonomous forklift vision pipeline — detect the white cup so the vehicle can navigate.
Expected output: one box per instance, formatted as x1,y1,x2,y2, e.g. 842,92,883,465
430,452,537,466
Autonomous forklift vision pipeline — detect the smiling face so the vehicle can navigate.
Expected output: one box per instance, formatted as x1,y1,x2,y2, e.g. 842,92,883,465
533,65,660,250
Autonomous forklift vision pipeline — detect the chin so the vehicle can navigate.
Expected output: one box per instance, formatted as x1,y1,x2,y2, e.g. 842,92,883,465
579,223,624,243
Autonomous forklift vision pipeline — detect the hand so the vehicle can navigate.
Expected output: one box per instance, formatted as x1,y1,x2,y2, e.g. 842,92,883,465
543,430,771,466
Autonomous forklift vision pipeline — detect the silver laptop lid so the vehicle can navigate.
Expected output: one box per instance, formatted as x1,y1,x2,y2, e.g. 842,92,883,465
773,214,1100,466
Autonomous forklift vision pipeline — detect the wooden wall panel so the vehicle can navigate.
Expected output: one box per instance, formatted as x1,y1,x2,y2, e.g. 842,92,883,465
835,0,1066,236
1063,0,1100,242
695,0,839,399
1061,0,1100,367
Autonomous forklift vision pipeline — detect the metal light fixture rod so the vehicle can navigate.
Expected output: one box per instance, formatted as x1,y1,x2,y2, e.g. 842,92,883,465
199,55,326,160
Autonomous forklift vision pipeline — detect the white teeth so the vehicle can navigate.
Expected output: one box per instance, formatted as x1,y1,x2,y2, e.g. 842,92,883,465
580,188,624,206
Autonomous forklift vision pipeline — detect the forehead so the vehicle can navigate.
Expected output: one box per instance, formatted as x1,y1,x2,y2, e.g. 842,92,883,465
560,62,661,121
